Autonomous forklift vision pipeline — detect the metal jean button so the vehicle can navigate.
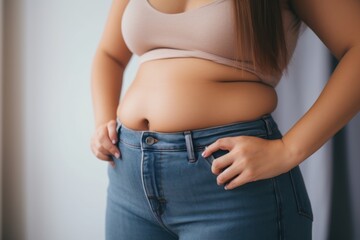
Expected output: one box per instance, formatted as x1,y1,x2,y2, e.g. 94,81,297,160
145,136,156,145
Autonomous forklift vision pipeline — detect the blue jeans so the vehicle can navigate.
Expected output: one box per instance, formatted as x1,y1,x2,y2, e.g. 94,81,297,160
106,114,313,240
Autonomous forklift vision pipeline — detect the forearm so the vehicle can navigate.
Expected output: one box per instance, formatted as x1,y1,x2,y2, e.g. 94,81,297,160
282,45,360,166
91,49,125,129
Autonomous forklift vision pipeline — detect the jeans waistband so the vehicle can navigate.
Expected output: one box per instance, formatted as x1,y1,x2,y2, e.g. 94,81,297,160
116,114,279,160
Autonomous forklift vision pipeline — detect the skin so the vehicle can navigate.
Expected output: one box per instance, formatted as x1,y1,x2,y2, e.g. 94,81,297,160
90,0,360,189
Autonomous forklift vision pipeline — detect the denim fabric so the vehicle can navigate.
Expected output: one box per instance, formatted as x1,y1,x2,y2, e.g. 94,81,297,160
105,114,313,240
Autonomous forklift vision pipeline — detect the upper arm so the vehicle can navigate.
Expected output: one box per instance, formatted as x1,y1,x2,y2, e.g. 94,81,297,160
97,0,132,68
290,0,360,60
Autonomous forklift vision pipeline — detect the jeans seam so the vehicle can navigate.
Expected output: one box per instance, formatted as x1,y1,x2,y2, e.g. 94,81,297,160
140,133,178,238
289,169,314,221
272,177,284,240
157,152,165,202
204,154,215,167
119,139,141,148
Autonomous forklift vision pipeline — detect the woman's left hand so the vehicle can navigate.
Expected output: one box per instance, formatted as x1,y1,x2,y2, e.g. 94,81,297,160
201,136,297,190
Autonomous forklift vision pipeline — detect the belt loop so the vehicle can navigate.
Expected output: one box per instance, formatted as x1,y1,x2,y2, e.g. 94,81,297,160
184,130,196,163
261,115,273,136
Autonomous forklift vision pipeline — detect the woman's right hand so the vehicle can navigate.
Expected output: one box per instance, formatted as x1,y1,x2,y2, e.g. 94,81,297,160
90,119,121,168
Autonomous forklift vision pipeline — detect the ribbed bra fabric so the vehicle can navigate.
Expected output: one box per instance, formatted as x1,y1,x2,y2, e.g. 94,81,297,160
121,0,304,87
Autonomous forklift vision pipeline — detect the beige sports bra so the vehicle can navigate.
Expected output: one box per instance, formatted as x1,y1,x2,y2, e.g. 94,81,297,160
121,0,304,87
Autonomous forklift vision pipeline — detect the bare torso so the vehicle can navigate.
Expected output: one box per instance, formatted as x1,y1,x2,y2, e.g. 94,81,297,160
116,58,277,132
116,0,278,132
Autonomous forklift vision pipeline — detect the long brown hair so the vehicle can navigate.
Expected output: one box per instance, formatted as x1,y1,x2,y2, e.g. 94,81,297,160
233,0,299,76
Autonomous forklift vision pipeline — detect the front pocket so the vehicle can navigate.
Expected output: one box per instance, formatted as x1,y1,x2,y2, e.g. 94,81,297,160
289,166,314,221
203,149,230,167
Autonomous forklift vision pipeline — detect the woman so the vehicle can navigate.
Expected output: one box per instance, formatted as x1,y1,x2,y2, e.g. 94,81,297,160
90,0,360,239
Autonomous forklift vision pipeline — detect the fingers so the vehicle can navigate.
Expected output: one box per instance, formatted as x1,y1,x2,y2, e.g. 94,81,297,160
94,147,115,168
215,161,242,186
91,138,118,169
224,170,254,190
202,137,235,158
92,144,113,161
107,120,119,144
98,128,120,158
213,155,258,190
211,153,234,175
202,136,256,190
91,137,117,161
90,119,122,167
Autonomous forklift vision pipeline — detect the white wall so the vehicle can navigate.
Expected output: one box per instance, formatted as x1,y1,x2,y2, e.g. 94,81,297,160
2,1,137,239
273,28,331,240
1,1,334,240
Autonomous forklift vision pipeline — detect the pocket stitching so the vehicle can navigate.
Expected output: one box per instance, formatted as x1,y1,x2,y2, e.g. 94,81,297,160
204,154,215,167
203,149,229,168
289,169,314,221
271,177,284,240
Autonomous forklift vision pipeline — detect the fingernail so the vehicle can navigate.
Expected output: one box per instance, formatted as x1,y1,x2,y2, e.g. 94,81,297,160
202,146,207,157
115,152,120,159
224,185,228,190
112,139,116,144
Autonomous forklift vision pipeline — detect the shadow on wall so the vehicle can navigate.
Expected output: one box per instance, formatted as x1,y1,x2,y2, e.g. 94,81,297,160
328,56,359,240
2,2,27,240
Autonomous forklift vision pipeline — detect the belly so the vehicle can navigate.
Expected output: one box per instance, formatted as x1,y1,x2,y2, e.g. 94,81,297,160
117,58,278,132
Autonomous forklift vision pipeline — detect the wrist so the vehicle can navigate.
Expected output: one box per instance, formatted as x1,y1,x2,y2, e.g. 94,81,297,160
281,136,306,167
